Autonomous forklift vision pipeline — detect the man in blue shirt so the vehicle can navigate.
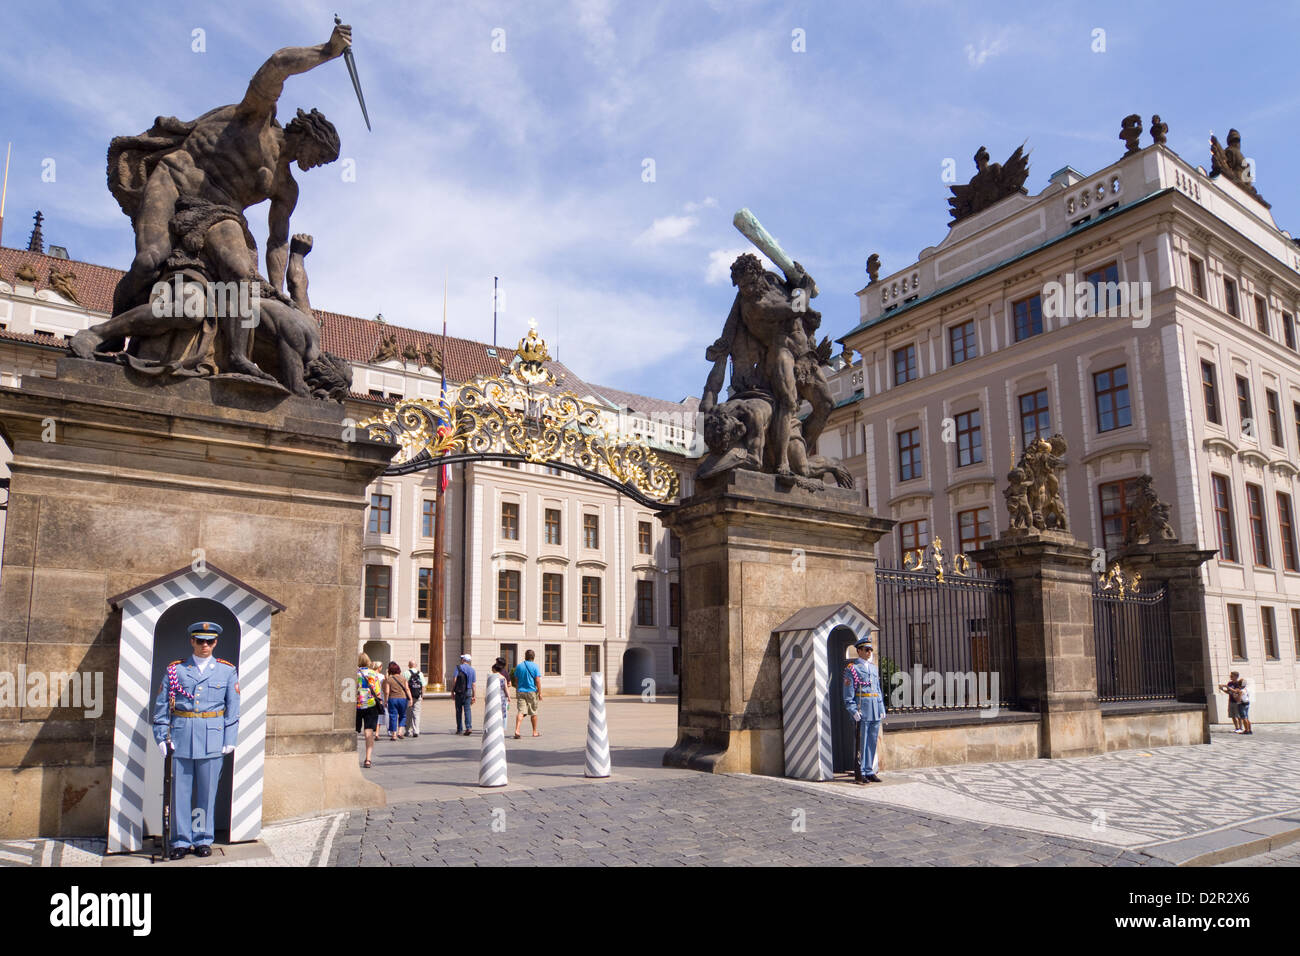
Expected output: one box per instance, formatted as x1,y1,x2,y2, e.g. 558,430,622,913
452,654,476,735
512,649,543,739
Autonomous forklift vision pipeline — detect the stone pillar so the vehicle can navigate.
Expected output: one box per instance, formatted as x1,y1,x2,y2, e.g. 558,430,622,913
1115,542,1217,704
0,359,394,838
973,531,1105,758
658,469,892,775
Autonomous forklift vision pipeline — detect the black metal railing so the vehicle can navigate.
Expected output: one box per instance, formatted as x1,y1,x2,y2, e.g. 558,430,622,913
1092,585,1174,701
875,565,1017,712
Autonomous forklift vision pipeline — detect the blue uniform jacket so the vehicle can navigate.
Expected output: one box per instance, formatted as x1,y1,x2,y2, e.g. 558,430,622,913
153,657,240,759
842,659,886,722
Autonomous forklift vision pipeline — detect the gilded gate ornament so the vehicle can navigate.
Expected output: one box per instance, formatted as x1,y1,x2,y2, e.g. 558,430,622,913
902,537,971,581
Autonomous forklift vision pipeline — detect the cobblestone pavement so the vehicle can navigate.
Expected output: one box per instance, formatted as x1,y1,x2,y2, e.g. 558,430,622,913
328,772,1168,867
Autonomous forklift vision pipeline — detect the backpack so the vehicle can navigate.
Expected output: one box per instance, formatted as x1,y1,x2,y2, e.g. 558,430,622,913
452,666,468,697
356,669,378,708
408,670,423,700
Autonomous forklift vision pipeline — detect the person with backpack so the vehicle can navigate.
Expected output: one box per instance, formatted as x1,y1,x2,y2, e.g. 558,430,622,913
452,654,477,736
405,660,425,738
355,653,385,769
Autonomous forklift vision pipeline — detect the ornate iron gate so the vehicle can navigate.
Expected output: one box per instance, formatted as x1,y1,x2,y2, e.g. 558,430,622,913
1092,568,1174,701
875,542,1017,712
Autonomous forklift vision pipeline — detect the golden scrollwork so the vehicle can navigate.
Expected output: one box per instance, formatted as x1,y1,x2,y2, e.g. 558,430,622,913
902,537,972,580
1098,563,1141,599
358,333,680,503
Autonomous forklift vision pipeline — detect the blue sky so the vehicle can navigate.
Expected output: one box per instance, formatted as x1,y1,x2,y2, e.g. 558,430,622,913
2,0,1298,401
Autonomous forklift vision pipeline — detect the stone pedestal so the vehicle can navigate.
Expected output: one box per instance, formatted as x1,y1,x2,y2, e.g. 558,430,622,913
658,469,892,775
973,531,1105,758
1116,541,1217,704
0,359,394,838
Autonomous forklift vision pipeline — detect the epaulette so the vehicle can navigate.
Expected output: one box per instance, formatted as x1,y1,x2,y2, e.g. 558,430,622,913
216,658,236,668
168,660,183,667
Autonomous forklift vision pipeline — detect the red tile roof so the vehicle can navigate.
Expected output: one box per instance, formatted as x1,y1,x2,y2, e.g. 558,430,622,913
315,310,506,384
0,247,122,313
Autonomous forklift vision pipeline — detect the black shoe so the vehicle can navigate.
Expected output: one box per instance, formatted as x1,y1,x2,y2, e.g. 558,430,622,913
168,846,192,861
464,730,473,736
865,774,883,783
194,845,213,858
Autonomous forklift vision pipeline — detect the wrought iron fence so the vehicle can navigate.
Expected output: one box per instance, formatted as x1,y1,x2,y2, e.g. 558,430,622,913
1092,584,1174,701
875,560,1017,712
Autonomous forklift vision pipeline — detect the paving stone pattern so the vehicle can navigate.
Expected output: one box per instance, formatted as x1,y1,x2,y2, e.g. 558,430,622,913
329,773,1168,867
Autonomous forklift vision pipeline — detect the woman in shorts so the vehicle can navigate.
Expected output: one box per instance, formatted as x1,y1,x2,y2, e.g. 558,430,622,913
356,653,385,768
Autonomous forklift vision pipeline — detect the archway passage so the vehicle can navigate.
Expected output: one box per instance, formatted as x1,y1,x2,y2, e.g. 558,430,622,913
146,598,242,840
622,646,654,696
827,625,860,773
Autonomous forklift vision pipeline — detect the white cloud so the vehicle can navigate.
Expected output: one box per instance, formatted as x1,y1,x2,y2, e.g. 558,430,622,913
705,247,775,285
637,214,697,244
964,31,1011,68
683,197,718,213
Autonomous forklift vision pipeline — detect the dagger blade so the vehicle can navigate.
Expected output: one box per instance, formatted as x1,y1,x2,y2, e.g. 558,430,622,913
335,15,371,131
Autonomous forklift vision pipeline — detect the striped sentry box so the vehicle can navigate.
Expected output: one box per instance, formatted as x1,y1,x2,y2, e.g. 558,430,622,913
584,672,611,778
774,603,878,782
106,565,283,853
478,676,508,787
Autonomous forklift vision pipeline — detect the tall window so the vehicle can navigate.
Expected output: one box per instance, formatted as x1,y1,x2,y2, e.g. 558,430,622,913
1019,389,1051,449
583,513,599,549
417,567,432,620
1278,492,1298,573
1227,604,1246,660
583,645,601,675
638,520,653,554
1295,401,1300,449
957,508,991,553
669,532,681,558
897,427,922,481
1189,257,1206,299
497,569,520,620
1265,390,1283,447
1235,376,1253,437
1254,294,1270,335
1212,474,1238,563
636,580,655,626
898,518,929,554
1083,261,1121,314
501,501,519,540
1093,365,1132,432
544,644,561,676
1099,478,1141,554
949,320,977,365
954,410,983,467
1246,483,1271,567
1223,277,1240,318
368,493,392,534
1013,294,1043,341
1262,606,1280,660
544,508,562,545
363,564,391,618
581,576,602,624
1284,311,1297,351
669,582,681,628
893,344,918,385
1201,361,1221,425
421,499,435,537
1293,609,1300,660
542,572,563,622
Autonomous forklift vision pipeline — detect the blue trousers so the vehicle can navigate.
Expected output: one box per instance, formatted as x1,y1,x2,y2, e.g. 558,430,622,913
857,719,882,776
455,695,472,732
172,755,222,847
387,696,408,733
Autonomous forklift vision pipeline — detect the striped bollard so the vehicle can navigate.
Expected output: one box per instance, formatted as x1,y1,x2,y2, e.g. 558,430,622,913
478,676,508,787
585,671,611,778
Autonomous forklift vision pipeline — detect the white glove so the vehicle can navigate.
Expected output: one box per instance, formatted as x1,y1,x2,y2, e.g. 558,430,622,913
221,745,235,754
157,739,169,757
852,711,862,723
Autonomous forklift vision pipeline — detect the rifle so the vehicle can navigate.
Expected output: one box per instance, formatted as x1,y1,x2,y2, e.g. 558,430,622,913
854,714,863,779
155,736,173,862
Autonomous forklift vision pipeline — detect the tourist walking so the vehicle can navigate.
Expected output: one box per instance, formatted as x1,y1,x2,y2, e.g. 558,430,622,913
1237,678,1253,734
356,653,385,769
1218,671,1244,732
406,660,425,737
452,654,477,735
512,649,542,739
383,661,412,740
490,657,511,727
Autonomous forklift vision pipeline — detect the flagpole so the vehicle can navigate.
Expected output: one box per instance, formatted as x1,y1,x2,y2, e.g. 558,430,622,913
429,270,449,691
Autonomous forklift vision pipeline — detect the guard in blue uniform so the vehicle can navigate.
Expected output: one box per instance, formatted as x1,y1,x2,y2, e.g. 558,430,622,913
153,622,240,859
842,634,885,784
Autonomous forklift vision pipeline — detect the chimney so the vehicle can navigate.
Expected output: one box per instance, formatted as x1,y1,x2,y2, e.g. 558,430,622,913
27,210,44,254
